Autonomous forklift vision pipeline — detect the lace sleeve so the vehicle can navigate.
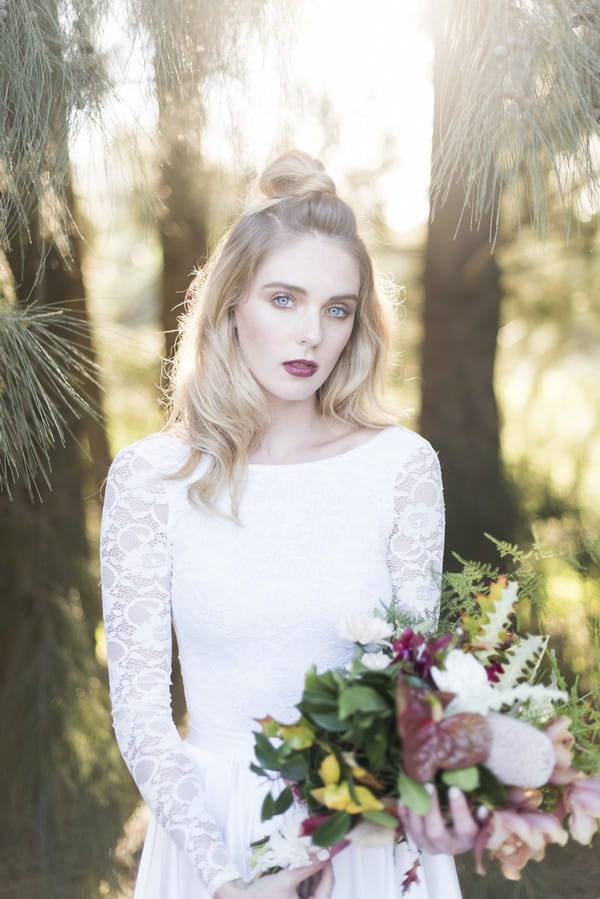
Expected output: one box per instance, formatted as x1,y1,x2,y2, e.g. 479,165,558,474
100,443,242,897
386,441,445,624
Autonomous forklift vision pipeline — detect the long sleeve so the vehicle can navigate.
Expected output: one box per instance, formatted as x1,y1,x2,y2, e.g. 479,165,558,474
385,440,445,624
100,442,242,897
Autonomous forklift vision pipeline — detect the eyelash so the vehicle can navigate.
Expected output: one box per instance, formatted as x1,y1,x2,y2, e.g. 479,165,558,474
270,294,352,318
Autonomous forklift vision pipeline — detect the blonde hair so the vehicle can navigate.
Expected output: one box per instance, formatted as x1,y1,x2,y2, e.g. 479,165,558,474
165,150,396,519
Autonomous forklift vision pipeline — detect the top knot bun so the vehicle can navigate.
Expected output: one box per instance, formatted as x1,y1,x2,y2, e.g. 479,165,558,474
259,150,337,200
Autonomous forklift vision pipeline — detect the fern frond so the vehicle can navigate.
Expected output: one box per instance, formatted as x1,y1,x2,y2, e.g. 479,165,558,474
496,634,549,689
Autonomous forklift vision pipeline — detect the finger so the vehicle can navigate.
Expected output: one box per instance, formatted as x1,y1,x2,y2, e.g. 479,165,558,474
314,862,334,898
420,784,448,844
288,861,327,887
401,807,438,853
447,786,478,841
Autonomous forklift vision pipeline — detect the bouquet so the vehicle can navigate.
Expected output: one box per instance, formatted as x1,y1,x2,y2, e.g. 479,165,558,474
249,577,600,888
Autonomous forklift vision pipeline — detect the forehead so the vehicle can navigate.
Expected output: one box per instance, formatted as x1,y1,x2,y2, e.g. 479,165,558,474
252,234,360,295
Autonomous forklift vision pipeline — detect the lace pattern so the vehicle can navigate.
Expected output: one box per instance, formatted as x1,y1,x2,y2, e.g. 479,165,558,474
101,446,241,897
386,444,445,623
100,427,445,895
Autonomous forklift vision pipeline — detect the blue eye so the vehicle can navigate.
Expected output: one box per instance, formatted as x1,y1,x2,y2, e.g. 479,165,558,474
272,294,294,308
327,305,350,318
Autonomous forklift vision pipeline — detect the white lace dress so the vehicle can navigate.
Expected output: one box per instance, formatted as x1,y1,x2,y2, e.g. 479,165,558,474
100,427,463,899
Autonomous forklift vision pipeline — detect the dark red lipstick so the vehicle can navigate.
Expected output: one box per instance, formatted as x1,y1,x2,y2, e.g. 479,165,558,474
282,359,319,378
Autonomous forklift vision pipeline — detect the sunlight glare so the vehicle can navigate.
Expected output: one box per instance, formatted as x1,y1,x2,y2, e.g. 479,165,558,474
202,0,434,235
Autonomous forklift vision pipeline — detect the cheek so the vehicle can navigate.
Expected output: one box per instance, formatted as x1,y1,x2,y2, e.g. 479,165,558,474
330,321,355,359
235,309,266,354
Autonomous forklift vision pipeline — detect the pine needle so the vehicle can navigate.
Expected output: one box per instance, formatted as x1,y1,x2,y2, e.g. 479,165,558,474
0,300,100,496
431,0,600,236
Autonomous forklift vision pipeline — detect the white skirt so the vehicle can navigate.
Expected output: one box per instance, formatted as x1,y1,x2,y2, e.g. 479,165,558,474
133,728,463,899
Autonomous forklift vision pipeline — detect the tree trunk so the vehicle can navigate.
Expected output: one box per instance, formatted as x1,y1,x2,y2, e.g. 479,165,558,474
158,133,209,362
0,179,134,896
420,12,521,567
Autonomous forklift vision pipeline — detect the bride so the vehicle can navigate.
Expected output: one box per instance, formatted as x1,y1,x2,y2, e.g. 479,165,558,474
100,150,475,898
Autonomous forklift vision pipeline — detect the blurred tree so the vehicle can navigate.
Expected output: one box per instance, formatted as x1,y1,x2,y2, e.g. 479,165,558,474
429,0,599,236
131,0,273,361
420,5,521,566
420,0,599,564
0,2,135,895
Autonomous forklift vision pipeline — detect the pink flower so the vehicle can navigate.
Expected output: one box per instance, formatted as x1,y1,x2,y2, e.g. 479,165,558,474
545,717,575,775
562,776,600,845
475,807,568,880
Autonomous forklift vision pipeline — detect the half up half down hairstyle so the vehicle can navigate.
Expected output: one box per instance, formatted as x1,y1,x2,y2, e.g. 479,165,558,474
165,150,396,520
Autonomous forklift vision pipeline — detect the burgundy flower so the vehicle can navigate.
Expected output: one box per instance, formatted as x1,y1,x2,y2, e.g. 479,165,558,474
391,628,452,682
485,662,504,683
300,814,331,837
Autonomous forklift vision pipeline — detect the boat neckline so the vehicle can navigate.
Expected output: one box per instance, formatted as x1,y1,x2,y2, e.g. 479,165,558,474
162,427,395,469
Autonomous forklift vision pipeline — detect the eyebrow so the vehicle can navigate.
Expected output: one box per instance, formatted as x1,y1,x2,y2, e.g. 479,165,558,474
261,282,359,303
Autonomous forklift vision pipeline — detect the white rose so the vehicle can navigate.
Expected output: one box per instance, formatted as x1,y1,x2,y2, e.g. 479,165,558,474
361,651,390,670
338,614,393,646
431,650,496,714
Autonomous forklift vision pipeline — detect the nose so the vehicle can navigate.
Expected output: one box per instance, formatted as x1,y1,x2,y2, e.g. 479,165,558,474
296,308,322,348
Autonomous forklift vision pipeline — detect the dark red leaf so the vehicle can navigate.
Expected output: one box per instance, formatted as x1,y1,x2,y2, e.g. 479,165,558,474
396,675,491,782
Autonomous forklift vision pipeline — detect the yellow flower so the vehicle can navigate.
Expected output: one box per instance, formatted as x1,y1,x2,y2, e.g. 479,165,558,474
311,783,352,810
349,764,385,792
319,753,341,786
311,782,384,814
346,785,384,813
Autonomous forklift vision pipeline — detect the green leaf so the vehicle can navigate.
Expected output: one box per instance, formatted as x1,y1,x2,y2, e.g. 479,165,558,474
260,791,276,821
279,723,315,750
362,809,399,829
397,770,432,815
280,754,309,782
478,765,507,807
256,716,281,738
254,733,281,772
364,730,388,770
272,786,294,815
339,685,389,720
441,766,480,791
304,708,346,731
311,811,352,847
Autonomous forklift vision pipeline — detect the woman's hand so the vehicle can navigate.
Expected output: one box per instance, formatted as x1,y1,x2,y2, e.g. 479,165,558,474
215,860,334,898
397,785,480,855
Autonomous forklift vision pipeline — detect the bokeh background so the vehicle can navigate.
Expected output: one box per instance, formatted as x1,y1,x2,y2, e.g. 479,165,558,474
0,1,598,896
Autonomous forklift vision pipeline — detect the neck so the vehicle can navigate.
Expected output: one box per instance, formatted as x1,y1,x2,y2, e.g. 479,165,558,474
251,396,332,464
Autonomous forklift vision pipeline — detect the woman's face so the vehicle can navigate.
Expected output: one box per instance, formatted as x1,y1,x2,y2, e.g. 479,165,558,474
234,234,360,408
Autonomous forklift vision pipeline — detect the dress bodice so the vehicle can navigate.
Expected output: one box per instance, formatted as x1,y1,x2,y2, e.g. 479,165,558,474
100,427,444,896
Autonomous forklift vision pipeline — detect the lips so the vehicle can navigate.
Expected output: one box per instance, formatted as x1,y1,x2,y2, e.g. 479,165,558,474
282,359,319,378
